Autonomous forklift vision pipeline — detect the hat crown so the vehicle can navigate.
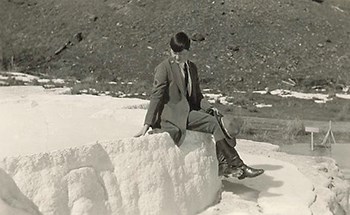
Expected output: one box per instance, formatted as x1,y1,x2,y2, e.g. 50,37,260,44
221,115,242,138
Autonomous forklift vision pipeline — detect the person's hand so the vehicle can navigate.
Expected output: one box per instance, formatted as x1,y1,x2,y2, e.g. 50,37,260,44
210,107,220,115
206,107,221,116
134,124,150,137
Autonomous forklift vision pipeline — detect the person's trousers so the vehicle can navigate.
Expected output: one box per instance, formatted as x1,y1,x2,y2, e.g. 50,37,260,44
187,110,226,141
187,110,244,167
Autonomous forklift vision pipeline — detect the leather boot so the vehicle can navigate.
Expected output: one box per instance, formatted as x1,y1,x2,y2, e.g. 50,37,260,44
217,146,243,178
216,139,244,167
237,164,264,180
216,139,264,179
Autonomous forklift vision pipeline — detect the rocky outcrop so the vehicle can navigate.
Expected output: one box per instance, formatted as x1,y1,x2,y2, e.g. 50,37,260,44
0,132,221,215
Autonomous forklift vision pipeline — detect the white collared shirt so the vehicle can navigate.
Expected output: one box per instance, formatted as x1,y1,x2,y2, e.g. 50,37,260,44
179,61,192,97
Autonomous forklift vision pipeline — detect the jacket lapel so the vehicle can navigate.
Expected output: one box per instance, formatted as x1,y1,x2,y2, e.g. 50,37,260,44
169,59,186,95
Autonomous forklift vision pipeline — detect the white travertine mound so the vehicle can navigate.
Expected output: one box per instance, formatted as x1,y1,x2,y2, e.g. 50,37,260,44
0,131,221,215
0,168,42,215
236,140,350,215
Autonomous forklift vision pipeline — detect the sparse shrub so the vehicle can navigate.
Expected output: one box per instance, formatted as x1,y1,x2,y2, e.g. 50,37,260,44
283,118,306,140
240,120,256,135
233,96,250,108
225,96,235,103
248,105,258,113
286,100,297,107
70,82,92,95
223,105,234,112
94,70,116,82
327,105,339,113
336,103,350,121
132,80,150,95
1,55,18,71
253,130,270,142
31,79,40,86
7,77,24,86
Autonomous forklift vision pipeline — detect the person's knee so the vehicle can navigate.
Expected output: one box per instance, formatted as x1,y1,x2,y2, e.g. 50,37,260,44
207,115,221,132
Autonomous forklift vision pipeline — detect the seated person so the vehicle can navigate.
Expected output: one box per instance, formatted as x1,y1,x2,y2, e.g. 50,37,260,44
135,32,264,179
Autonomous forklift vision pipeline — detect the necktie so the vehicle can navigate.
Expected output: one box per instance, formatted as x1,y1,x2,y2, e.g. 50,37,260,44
184,63,189,98
184,64,188,88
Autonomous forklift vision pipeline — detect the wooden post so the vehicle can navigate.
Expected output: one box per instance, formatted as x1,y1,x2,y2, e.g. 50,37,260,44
321,120,336,146
305,127,319,151
329,121,337,144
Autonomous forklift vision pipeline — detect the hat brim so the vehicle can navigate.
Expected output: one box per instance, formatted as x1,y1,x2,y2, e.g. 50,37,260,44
226,137,237,147
220,115,241,136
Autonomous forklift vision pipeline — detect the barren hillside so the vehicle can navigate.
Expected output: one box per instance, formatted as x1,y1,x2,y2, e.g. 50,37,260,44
1,0,350,93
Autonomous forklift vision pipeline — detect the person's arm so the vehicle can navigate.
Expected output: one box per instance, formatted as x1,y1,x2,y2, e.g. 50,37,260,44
144,64,168,126
134,124,150,137
135,64,168,137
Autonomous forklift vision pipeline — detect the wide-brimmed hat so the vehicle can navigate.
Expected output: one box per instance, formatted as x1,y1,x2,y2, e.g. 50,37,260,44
220,114,243,139
207,108,243,147
213,112,243,147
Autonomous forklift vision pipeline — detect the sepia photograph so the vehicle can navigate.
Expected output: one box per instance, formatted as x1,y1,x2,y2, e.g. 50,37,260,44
0,0,349,214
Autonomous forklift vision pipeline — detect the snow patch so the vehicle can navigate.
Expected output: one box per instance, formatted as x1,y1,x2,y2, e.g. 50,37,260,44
7,72,38,82
255,103,273,108
270,89,333,103
37,79,50,83
52,79,65,84
255,89,350,103
0,74,8,80
336,93,350,100
204,93,233,105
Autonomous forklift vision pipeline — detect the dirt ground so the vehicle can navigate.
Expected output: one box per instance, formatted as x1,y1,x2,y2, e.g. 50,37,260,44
1,0,349,144
1,0,350,91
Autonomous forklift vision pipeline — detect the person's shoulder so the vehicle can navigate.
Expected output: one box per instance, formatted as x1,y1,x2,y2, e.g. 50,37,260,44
155,57,172,71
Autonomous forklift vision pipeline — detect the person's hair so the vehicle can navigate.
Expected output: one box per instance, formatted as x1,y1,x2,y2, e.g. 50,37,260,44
170,32,190,52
